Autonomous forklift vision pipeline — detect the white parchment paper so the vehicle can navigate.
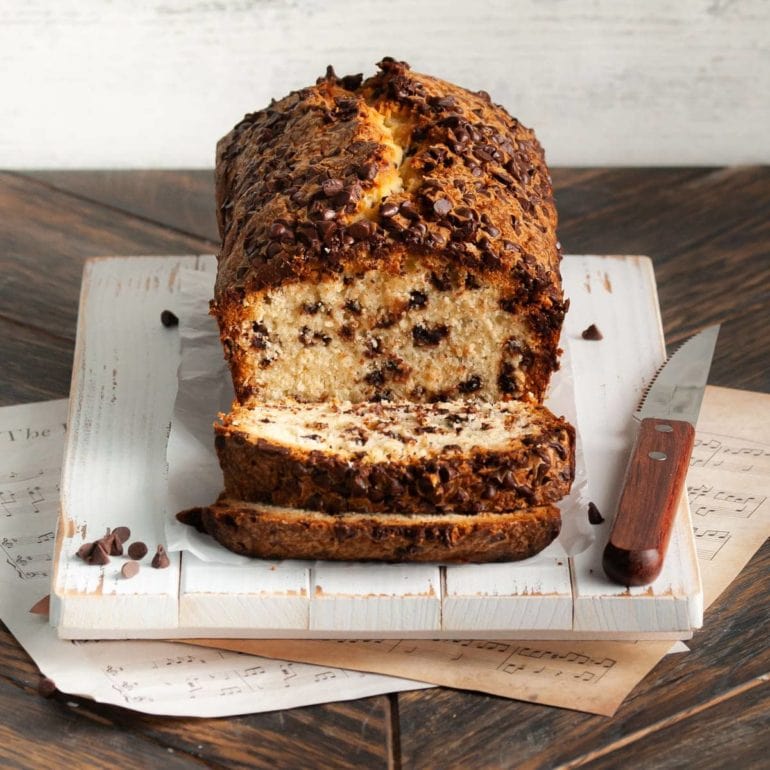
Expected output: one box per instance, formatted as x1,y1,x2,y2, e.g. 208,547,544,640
165,269,591,561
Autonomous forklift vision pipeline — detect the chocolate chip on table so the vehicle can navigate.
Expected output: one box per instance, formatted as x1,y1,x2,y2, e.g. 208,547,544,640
581,323,603,341
127,541,148,560
151,545,171,569
112,526,131,544
588,502,605,524
37,677,57,698
121,561,140,579
89,543,111,566
102,533,123,557
160,310,179,327
76,542,95,561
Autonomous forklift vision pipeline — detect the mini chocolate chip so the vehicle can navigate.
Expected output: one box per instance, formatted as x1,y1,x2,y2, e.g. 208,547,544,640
458,375,482,393
102,534,123,557
344,298,362,315
581,323,603,341
412,324,450,346
322,178,344,197
127,541,148,560
89,543,111,566
379,201,399,218
433,198,453,216
112,526,130,544
482,484,499,500
588,502,605,524
151,545,170,569
408,289,428,309
364,368,385,386
76,542,94,561
347,220,372,240
121,561,140,579
501,471,517,490
160,310,178,327
268,222,287,239
38,677,57,698
356,162,378,180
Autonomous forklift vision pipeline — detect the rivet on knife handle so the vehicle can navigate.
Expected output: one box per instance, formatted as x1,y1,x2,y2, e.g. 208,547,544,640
602,417,695,586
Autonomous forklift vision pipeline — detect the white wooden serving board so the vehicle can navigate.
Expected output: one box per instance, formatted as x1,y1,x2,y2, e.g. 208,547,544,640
51,255,702,640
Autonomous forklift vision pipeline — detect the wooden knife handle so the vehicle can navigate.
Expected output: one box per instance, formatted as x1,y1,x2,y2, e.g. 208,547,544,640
602,417,695,586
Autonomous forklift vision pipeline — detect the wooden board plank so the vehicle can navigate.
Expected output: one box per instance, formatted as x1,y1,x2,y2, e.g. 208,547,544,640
442,545,572,632
310,563,441,633
563,256,701,633
52,254,701,639
52,256,203,635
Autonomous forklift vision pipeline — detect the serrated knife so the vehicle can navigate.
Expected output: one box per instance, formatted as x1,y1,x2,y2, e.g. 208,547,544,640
602,325,720,586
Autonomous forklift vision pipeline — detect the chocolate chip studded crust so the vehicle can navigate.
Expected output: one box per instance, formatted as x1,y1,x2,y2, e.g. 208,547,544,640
212,58,566,404
215,400,575,514
198,496,562,563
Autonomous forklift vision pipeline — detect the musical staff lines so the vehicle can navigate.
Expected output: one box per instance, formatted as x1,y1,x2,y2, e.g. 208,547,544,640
103,648,370,706
692,528,730,561
0,531,55,580
691,432,770,475
687,483,765,520
0,473,60,518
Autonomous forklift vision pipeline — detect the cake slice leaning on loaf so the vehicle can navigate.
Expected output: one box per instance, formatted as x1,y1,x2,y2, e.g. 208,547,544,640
215,399,575,515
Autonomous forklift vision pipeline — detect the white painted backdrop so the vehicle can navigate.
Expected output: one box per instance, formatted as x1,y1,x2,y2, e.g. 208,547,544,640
1,0,768,168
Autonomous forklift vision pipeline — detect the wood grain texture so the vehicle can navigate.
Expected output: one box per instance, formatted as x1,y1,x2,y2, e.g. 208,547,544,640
0,172,212,341
604,418,696,586
1,1,769,167
397,540,770,770
0,167,768,767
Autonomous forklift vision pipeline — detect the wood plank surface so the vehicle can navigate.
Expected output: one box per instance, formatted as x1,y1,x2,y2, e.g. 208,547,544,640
0,167,767,768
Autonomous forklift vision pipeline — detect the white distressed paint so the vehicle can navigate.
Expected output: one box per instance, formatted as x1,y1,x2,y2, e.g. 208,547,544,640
52,255,701,639
1,0,767,168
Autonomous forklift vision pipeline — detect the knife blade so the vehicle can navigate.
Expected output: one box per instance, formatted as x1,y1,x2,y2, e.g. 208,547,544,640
602,325,720,586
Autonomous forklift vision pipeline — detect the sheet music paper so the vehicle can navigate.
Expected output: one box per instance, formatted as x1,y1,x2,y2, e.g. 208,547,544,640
188,385,770,716
0,399,429,717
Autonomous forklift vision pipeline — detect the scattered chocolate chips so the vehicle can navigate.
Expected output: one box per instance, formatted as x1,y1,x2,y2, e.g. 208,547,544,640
581,323,603,340
160,310,178,328
412,324,450,347
121,561,140,579
151,545,170,569
588,502,605,525
76,542,95,561
89,543,111,566
127,541,149,560
112,526,131,544
379,201,399,218
321,178,344,197
38,677,57,698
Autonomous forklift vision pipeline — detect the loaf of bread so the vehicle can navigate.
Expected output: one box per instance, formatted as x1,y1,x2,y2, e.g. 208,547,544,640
192,496,562,563
215,399,575,514
212,57,566,405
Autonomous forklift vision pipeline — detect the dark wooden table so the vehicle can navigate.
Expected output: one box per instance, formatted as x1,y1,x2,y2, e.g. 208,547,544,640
1,168,768,769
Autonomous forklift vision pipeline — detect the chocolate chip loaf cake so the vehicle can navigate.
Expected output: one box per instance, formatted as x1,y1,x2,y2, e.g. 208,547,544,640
215,400,575,515
212,58,566,405
192,497,562,563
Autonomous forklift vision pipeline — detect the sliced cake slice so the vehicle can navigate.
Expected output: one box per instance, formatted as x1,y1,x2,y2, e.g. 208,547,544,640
215,399,575,514
184,497,562,563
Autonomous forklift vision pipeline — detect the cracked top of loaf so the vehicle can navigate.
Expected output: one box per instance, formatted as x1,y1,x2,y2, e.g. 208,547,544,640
212,58,564,337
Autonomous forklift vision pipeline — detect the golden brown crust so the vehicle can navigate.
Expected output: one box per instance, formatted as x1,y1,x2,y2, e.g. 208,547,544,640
215,403,575,514
212,58,565,404
196,497,562,563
